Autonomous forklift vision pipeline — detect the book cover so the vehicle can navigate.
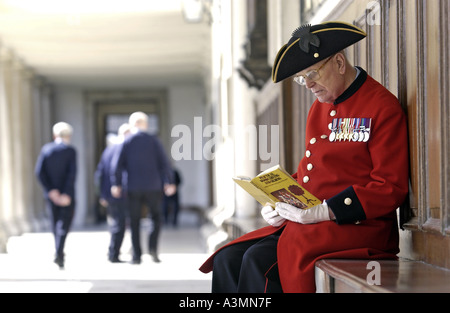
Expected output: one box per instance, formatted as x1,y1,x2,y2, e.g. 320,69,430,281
233,165,321,209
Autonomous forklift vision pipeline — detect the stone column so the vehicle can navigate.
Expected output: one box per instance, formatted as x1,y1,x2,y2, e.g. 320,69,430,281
231,0,258,219
9,56,32,234
31,78,52,231
19,66,38,232
0,48,21,245
0,48,12,250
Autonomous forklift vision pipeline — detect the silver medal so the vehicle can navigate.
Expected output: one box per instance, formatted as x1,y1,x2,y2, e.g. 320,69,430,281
329,131,336,142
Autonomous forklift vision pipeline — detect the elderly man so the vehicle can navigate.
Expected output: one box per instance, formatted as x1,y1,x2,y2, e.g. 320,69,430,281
95,123,131,263
200,22,409,293
110,112,176,264
35,122,77,269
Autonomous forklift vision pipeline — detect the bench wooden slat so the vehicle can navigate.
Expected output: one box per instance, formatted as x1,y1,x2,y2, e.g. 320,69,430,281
315,259,450,293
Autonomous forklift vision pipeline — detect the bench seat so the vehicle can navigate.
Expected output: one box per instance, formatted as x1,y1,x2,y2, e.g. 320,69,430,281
315,258,450,293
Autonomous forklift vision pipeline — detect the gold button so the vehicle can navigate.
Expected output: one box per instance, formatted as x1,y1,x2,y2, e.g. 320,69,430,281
321,135,328,139
310,138,317,144
330,110,337,117
344,198,352,205
314,53,319,58
303,176,310,183
305,150,311,158
307,163,313,171
355,221,361,225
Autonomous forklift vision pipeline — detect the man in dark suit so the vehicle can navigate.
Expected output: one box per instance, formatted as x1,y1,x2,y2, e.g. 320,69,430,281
110,112,176,264
95,123,131,263
35,122,77,269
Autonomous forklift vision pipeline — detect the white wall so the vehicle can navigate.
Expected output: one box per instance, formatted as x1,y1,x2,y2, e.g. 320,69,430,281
168,84,211,209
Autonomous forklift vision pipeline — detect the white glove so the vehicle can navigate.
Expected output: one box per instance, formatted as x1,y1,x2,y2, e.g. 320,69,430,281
275,201,330,224
261,204,286,227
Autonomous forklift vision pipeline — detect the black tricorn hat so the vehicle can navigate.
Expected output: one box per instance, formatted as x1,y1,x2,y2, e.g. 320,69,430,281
272,21,366,83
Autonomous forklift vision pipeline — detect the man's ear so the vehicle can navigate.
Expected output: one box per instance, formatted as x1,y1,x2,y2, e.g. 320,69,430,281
335,53,347,75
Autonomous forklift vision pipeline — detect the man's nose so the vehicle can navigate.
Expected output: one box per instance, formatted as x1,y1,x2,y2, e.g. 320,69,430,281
305,78,315,89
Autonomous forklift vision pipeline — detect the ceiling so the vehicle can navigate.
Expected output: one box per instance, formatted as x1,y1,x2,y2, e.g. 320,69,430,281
0,0,212,88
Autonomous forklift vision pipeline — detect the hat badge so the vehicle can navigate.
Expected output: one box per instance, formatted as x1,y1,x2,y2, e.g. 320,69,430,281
292,24,321,54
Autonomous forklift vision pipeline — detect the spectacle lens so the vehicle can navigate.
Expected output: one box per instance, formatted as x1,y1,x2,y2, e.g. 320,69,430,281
293,55,333,86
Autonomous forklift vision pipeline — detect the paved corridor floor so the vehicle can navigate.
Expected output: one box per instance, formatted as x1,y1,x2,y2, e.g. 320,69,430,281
0,215,212,293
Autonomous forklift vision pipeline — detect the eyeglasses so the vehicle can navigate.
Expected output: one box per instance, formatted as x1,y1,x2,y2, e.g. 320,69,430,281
293,56,333,86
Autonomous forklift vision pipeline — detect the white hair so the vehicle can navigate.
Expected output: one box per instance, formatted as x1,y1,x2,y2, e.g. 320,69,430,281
118,123,131,137
129,111,148,127
52,122,73,138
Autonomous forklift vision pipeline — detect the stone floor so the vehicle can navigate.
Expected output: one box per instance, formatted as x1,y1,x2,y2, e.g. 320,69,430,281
0,213,212,293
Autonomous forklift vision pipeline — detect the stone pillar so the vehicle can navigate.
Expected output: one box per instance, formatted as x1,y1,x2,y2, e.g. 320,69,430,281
0,48,21,245
231,0,258,219
19,67,39,232
0,48,11,250
31,78,52,231
9,56,32,234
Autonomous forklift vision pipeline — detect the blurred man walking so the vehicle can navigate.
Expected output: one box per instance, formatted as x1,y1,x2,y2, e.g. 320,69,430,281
35,122,77,269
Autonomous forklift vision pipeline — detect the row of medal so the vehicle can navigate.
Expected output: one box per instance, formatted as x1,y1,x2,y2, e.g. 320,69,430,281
329,118,372,142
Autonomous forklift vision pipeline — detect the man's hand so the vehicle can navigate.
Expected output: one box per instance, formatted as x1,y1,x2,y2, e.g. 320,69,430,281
99,198,109,207
58,194,72,207
48,189,71,206
276,201,331,224
261,204,286,227
48,189,61,204
164,184,177,197
111,185,122,198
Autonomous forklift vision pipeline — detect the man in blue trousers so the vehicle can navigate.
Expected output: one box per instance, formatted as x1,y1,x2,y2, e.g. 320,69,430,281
35,122,77,269
95,123,131,263
110,112,176,264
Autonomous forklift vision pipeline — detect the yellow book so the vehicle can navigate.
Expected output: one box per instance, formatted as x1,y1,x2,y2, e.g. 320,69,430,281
233,165,321,209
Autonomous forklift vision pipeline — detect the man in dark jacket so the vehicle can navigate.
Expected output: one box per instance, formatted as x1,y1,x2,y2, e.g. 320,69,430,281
35,122,77,269
110,112,176,264
95,123,131,263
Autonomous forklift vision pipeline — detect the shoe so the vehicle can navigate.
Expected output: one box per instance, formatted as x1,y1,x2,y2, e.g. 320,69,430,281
130,258,141,265
108,256,124,263
54,256,64,269
150,251,161,263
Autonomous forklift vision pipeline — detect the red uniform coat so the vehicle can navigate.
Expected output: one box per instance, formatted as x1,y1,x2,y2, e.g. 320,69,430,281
200,69,409,293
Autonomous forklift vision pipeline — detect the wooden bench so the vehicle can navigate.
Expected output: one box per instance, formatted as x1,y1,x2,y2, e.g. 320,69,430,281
315,258,450,293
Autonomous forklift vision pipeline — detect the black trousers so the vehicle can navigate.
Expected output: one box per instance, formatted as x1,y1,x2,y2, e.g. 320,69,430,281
128,190,162,260
47,200,75,260
107,200,126,259
212,232,283,293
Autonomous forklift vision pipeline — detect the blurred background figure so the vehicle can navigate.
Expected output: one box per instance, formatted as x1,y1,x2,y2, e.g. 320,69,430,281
35,122,77,269
162,168,182,227
110,112,176,264
95,123,131,263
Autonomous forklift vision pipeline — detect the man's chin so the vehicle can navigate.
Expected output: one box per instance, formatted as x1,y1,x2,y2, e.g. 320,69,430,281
316,96,334,104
